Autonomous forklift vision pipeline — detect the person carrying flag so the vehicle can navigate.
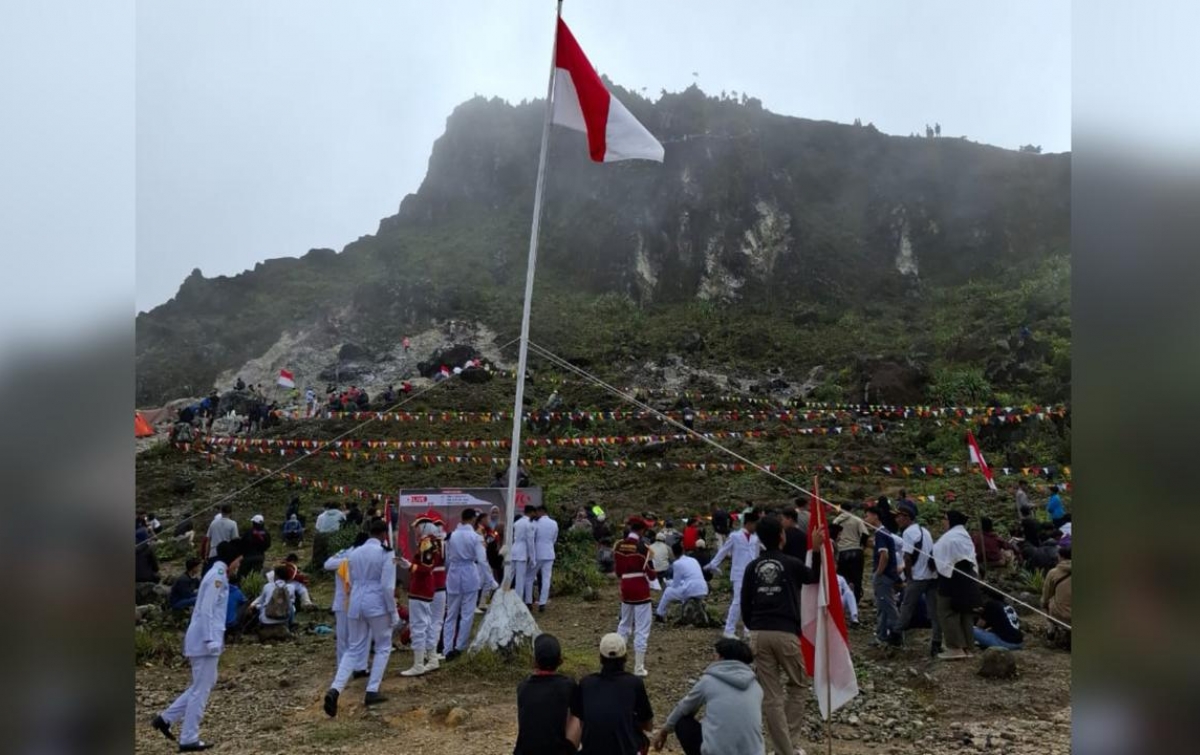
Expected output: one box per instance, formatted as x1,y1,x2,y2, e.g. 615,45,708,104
401,513,444,677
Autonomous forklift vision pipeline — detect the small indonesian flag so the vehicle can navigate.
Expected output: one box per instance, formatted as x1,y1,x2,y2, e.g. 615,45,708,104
801,477,859,719
277,369,295,389
967,431,997,491
552,19,664,163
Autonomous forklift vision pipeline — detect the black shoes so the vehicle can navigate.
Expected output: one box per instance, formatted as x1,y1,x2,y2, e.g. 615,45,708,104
654,613,665,624
323,688,339,718
930,642,944,658
444,649,462,662
178,742,214,752
352,669,369,680
150,715,174,742
538,604,545,613
364,691,388,707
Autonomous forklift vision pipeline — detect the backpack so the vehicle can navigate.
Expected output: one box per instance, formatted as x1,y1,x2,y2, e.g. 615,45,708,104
264,582,292,621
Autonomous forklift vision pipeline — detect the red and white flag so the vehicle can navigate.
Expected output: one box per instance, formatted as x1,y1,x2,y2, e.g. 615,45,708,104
801,477,859,720
277,369,295,389
966,431,997,491
552,19,664,163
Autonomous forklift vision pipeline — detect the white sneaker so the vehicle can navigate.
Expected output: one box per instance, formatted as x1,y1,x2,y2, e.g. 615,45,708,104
424,650,440,671
400,654,426,677
633,652,648,677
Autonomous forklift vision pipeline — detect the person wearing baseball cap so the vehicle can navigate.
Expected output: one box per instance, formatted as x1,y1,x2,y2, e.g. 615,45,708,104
895,500,941,657
570,633,654,755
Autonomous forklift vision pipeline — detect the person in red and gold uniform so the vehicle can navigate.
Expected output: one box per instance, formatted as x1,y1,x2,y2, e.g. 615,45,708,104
401,513,443,677
613,516,657,677
429,512,448,662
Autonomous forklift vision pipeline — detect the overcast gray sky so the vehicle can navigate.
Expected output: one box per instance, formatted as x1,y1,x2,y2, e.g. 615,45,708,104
136,0,1071,313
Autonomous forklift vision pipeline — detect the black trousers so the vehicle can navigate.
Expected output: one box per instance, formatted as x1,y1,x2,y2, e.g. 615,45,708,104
838,549,865,601
675,713,703,755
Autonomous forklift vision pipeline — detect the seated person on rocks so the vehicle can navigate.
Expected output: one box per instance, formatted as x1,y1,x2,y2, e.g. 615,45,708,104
571,634,654,755
255,563,308,636
282,514,304,548
973,517,1017,572
168,558,202,611
973,587,1024,650
514,633,581,755
1042,544,1072,650
267,554,312,590
597,538,615,575
651,638,764,755
655,541,708,623
838,572,860,628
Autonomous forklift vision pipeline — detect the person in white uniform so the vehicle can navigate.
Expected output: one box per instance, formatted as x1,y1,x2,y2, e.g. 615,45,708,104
509,504,537,605
704,510,763,638
324,519,398,717
441,508,495,660
151,540,243,751
655,541,709,621
532,505,559,612
323,532,369,675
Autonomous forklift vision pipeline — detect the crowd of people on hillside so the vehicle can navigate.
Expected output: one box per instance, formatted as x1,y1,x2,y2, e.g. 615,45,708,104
141,479,1071,753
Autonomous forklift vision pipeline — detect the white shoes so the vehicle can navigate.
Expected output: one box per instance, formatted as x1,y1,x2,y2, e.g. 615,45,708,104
400,650,427,677
424,650,440,671
633,651,648,677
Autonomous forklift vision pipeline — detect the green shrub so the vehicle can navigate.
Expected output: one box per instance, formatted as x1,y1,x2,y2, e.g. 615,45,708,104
1019,568,1045,594
135,624,179,665
552,528,604,599
240,572,266,603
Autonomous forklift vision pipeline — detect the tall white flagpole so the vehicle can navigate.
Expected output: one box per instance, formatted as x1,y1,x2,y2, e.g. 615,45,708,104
502,0,563,588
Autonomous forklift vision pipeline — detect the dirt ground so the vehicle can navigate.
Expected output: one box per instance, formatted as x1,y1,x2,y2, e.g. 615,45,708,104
134,575,1070,755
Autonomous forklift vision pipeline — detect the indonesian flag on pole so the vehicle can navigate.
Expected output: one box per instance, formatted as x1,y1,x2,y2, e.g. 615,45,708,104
277,369,295,389
801,477,859,720
966,431,997,491
552,19,664,163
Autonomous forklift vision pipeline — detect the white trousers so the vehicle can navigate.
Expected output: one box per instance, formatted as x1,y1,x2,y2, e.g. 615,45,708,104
332,614,392,693
656,585,707,617
442,590,479,653
723,578,745,637
514,560,535,604
842,585,859,623
617,602,653,653
430,591,447,651
407,599,433,652
162,654,219,746
334,610,368,671
536,559,554,606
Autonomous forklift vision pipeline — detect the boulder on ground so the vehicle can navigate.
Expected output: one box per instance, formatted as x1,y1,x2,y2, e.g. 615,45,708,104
977,647,1019,679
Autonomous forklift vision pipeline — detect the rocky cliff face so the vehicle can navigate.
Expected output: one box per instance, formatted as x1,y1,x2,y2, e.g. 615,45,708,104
136,86,1070,405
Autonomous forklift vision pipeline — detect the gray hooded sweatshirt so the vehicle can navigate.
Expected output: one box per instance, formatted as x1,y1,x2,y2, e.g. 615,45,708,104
664,660,765,755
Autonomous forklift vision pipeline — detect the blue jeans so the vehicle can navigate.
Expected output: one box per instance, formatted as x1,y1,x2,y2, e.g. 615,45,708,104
973,627,1023,650
873,574,900,642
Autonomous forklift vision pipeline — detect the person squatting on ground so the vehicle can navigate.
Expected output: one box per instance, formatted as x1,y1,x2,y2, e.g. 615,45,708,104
656,540,709,622
705,510,763,639
324,532,370,677
533,505,559,612
513,634,581,755
151,540,244,752
614,516,657,677
571,633,655,755
401,512,445,677
741,515,824,755
651,638,765,755
442,507,496,660
324,519,398,716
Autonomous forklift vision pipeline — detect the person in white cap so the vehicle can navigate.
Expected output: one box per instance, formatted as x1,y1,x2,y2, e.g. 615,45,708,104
570,633,654,755
238,514,271,578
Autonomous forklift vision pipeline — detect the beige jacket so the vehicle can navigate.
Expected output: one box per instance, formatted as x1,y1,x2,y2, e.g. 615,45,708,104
1042,560,1072,623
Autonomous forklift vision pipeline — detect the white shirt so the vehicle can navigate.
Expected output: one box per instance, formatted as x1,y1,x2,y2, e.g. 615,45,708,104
533,516,559,562
315,509,347,534
205,517,239,558
668,554,708,599
932,525,978,579
510,515,535,562
445,523,491,594
901,523,937,581
257,580,299,625
345,538,396,620
706,528,762,583
183,559,230,657
648,541,672,573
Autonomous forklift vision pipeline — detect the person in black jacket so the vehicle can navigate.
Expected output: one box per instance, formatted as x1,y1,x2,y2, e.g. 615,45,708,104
740,516,824,755
239,515,272,578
